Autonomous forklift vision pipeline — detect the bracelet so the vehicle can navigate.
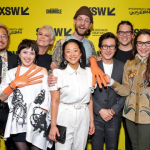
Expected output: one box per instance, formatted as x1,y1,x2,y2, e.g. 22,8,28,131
9,83,15,90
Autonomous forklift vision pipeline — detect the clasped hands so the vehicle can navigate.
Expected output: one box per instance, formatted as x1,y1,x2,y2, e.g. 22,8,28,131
99,108,115,122
4,65,44,95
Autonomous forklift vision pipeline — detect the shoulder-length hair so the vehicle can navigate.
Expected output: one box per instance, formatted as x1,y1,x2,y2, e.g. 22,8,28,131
60,39,86,69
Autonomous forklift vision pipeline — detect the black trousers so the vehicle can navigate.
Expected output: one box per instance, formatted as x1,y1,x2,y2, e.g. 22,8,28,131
91,115,122,150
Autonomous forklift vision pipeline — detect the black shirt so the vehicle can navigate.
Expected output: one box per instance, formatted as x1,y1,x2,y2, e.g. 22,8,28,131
36,54,52,71
114,48,132,63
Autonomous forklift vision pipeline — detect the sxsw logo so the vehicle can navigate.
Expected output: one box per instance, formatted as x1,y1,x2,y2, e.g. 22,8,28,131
36,28,72,36
0,7,29,15
89,7,115,16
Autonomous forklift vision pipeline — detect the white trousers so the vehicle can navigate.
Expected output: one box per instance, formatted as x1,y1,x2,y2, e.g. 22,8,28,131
55,103,90,150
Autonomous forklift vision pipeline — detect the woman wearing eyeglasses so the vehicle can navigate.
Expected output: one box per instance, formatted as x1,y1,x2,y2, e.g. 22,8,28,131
108,29,150,150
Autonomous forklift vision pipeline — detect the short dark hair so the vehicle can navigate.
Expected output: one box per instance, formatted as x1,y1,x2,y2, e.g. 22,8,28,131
98,32,118,48
60,39,86,69
117,21,133,33
17,39,39,57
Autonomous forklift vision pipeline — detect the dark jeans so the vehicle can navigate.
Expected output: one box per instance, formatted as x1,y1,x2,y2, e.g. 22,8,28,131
126,119,150,150
122,117,133,150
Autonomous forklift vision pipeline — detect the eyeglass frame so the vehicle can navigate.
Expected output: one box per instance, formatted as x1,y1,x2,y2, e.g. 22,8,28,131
0,34,8,41
117,31,133,36
101,45,116,50
76,17,91,24
136,41,150,47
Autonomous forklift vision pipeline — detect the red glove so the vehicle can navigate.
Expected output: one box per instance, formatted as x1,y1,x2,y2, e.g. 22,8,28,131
90,57,109,88
4,65,44,95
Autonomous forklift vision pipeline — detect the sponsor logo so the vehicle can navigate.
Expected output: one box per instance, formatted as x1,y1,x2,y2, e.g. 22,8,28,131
129,8,150,15
36,28,72,36
10,28,23,34
89,7,115,16
134,29,150,36
92,29,108,36
46,8,62,14
0,7,29,15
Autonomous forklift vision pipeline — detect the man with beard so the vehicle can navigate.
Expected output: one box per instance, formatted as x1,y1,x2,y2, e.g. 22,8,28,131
0,23,18,150
50,6,97,69
114,21,134,150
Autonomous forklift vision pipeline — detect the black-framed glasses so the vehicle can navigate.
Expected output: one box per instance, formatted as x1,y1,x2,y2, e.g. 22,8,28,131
76,17,90,24
0,34,8,40
101,45,116,50
136,41,150,47
118,31,133,36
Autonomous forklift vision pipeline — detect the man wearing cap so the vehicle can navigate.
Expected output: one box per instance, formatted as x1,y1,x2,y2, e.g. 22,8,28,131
50,6,108,89
51,6,96,68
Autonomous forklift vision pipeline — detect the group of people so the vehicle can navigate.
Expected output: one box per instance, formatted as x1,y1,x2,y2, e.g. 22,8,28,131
0,5,150,150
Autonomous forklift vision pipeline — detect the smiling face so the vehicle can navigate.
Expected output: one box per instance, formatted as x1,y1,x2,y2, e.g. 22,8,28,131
136,34,150,57
37,28,53,47
117,24,133,47
19,47,36,68
74,15,92,36
0,28,9,52
100,38,116,64
64,42,82,69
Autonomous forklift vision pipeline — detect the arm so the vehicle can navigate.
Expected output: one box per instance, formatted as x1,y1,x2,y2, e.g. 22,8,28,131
49,90,60,142
52,40,64,69
88,94,95,135
111,96,126,116
111,62,130,96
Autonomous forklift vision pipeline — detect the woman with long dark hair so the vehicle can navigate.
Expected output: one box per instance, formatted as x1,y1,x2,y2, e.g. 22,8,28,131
109,29,150,150
49,39,95,150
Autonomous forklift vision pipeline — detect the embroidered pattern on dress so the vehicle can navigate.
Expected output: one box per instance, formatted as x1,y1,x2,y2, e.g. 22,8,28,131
10,88,27,125
30,89,47,137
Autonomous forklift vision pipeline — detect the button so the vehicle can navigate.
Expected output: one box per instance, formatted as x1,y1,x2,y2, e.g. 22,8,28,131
136,93,138,96
104,99,107,102
136,103,138,106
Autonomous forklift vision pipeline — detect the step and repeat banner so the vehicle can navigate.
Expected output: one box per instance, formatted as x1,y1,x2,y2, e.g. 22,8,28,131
1,0,150,149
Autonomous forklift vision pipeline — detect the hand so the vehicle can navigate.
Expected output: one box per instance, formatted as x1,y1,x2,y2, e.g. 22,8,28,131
99,109,113,122
49,125,60,142
4,65,43,95
48,73,57,87
50,62,57,70
90,57,109,88
96,56,102,61
88,121,95,135
105,74,111,84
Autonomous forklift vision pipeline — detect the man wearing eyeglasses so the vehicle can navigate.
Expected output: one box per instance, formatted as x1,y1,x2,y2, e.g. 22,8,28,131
91,32,125,150
0,23,18,150
114,21,134,150
51,6,96,69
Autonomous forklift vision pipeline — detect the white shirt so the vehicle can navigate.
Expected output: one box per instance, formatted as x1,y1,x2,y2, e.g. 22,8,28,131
1,66,52,150
49,64,93,104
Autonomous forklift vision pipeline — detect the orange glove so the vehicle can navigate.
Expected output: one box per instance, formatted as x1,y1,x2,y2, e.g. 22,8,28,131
4,65,44,95
90,57,109,88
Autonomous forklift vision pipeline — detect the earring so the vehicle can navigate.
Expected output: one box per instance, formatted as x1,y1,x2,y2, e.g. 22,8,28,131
80,58,82,63
34,59,37,64
64,60,67,65
18,59,21,65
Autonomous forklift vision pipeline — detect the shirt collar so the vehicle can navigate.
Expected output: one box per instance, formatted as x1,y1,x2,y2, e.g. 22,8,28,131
135,53,148,63
70,34,85,43
0,50,7,59
66,64,84,75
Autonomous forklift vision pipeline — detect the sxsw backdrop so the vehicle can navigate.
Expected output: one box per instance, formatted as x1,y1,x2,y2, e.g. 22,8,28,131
1,0,150,149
